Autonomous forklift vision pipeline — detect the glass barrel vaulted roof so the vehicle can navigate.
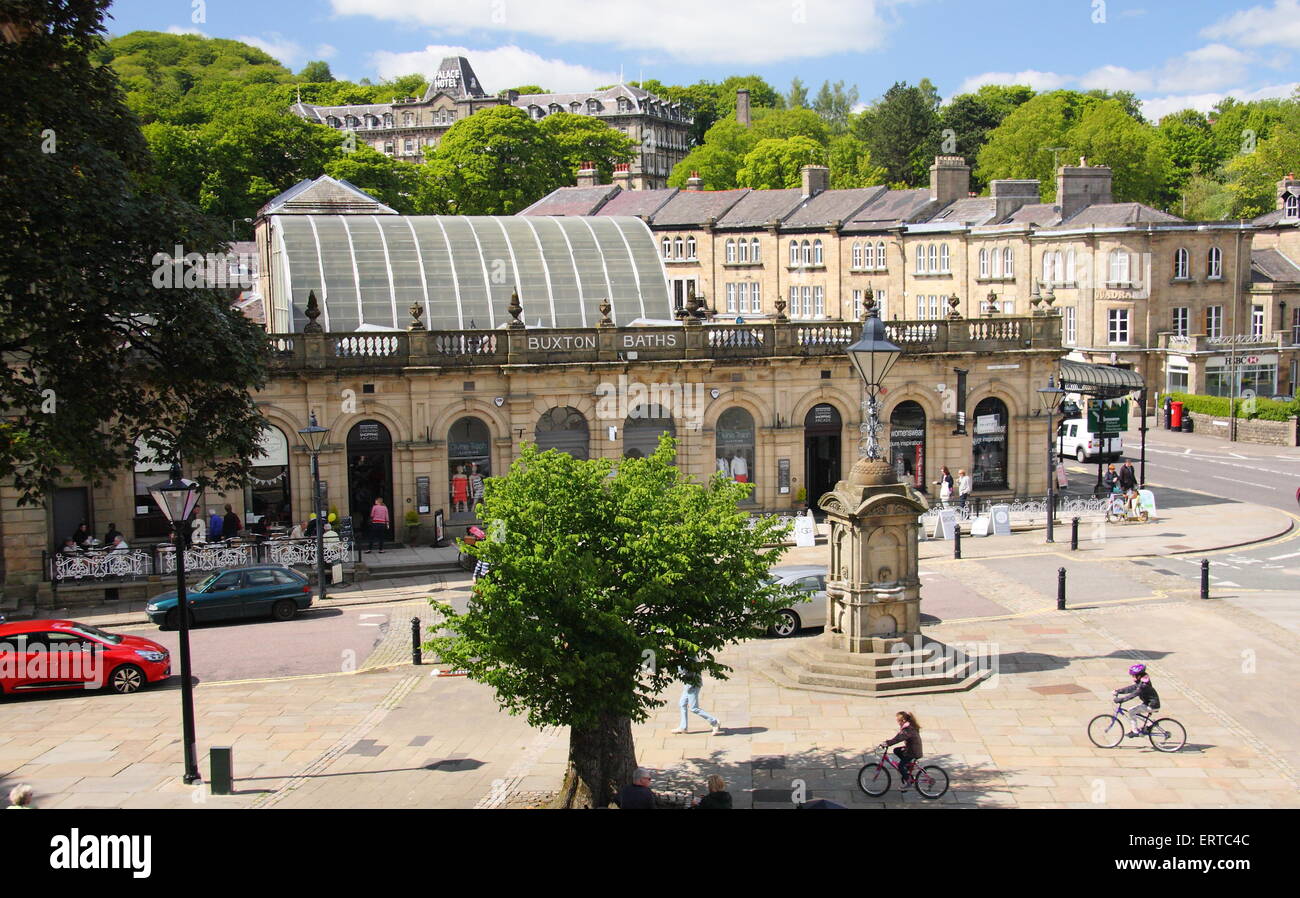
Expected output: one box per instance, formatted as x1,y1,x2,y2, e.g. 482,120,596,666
273,214,671,332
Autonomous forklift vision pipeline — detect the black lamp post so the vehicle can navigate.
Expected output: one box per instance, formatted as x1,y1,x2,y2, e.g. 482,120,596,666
846,298,902,461
1037,377,1066,543
148,463,202,784
298,413,331,601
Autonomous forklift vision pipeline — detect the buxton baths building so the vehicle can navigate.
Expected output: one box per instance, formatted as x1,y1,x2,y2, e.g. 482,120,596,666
0,175,1064,601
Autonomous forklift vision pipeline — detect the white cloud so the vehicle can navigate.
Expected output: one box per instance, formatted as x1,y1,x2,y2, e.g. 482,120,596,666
957,70,1071,94
1203,0,1300,49
331,0,908,64
165,25,206,36
372,44,618,93
314,44,338,60
1140,81,1300,120
237,33,309,68
1155,43,1252,92
1080,65,1153,93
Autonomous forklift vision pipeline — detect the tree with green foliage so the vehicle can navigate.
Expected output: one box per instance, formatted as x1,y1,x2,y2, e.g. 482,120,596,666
668,108,830,189
1156,108,1220,200
537,111,637,185
500,84,548,95
737,136,827,189
418,105,567,214
787,77,808,108
1065,99,1168,206
0,0,271,502
939,84,1035,191
716,74,783,117
855,80,942,187
298,60,334,83
323,145,419,213
812,80,859,135
1224,116,1300,217
426,437,791,808
975,91,1078,200
827,134,887,189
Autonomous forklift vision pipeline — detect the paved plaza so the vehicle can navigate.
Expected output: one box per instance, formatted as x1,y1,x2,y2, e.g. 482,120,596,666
1,495,1297,810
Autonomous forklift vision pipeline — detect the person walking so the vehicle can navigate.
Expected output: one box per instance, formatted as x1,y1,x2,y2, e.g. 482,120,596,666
672,666,722,735
7,785,34,809
1103,464,1120,495
933,466,954,508
694,774,733,809
221,503,241,539
207,508,223,542
956,469,972,510
1118,460,1137,492
366,497,390,553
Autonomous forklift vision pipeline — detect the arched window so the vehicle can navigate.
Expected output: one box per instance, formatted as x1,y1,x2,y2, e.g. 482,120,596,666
726,239,736,263
940,244,950,273
674,237,684,259
888,401,926,488
1065,248,1075,283
587,98,601,114
927,244,937,273
1043,252,1054,284
624,404,675,458
971,397,1009,490
738,238,749,263
993,247,1004,278
1287,194,1300,218
1003,247,1014,278
687,237,697,259
876,241,886,270
528,105,543,119
1110,250,1130,284
715,407,756,499
570,101,581,113
325,116,341,128
1053,251,1064,283
1207,247,1222,278
790,240,799,266
979,248,989,278
813,239,824,265
344,115,360,129
915,245,924,272
852,242,863,268
801,240,811,265
535,407,590,460
662,237,671,260
245,424,291,529
750,238,760,263
548,103,563,115
447,417,490,517
363,114,379,129
1174,247,1189,279
402,112,414,125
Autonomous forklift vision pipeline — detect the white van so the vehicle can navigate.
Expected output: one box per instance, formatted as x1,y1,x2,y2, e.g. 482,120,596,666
1056,417,1123,462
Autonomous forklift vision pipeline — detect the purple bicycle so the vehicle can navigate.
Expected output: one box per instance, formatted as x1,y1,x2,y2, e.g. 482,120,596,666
857,743,950,798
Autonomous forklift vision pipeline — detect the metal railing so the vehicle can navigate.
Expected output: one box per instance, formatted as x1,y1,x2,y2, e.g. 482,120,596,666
43,538,357,584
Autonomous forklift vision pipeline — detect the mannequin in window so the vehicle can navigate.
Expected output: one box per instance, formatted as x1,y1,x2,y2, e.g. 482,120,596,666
730,451,749,484
717,453,731,477
469,462,486,512
451,465,470,513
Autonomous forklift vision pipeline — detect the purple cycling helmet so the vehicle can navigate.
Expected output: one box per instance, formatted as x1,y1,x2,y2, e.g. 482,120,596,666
1128,663,1146,676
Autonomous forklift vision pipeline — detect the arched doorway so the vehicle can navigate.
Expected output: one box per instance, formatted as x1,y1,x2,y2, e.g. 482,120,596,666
972,397,1009,490
715,407,756,502
889,401,926,490
803,403,842,510
624,404,675,458
347,420,394,532
535,407,590,459
245,424,291,530
448,417,491,519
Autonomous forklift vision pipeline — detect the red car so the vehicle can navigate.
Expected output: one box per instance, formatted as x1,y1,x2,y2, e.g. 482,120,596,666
0,620,170,697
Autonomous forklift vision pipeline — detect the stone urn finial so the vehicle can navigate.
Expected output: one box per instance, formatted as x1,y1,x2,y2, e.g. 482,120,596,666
506,289,525,329
303,289,323,333
598,297,614,327
774,298,788,322
408,302,426,331
947,292,962,320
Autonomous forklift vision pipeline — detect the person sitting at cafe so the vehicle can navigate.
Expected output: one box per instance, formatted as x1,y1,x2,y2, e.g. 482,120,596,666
72,523,92,547
102,522,122,545
288,520,304,539
59,538,82,555
304,513,318,538
222,504,241,539
109,535,130,551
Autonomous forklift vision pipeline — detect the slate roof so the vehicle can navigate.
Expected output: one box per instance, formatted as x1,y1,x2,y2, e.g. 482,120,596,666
1251,248,1300,284
597,188,679,218
258,176,396,216
649,189,750,227
518,185,620,217
927,197,999,226
782,188,885,228
1059,203,1181,226
420,57,490,101
1003,203,1062,226
841,189,934,232
716,189,804,227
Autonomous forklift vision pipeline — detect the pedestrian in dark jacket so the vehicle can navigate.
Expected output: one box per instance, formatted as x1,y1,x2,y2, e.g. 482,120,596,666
72,523,92,547
695,775,732,809
617,768,655,809
883,710,924,791
1118,461,1137,492
1103,464,1120,494
208,509,223,541
222,503,241,539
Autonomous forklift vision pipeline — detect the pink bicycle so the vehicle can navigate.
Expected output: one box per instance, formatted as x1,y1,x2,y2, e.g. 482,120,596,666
857,743,950,798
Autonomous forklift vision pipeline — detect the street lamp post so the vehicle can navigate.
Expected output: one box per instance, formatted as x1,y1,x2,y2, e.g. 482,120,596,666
148,463,202,784
298,413,331,601
846,297,903,461
1037,377,1066,543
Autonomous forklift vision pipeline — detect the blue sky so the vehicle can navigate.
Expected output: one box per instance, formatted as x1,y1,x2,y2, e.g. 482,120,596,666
107,0,1300,118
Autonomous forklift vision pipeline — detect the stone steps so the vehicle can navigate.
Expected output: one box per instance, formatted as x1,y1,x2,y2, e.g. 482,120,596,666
765,639,994,696
763,662,992,697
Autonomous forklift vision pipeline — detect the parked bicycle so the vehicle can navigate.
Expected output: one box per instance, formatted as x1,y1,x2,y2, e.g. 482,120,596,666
1104,491,1148,524
1087,702,1186,752
857,744,950,798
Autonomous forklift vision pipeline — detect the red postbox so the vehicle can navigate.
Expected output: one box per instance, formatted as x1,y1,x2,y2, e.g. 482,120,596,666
1170,400,1184,428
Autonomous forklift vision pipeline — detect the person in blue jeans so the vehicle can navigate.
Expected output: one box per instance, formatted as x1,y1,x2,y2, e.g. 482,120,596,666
672,668,723,735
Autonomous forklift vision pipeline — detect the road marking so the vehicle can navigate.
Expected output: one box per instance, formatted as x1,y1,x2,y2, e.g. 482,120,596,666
1210,474,1280,490
1230,452,1246,459
359,613,385,628
1268,551,1300,561
1184,448,1191,455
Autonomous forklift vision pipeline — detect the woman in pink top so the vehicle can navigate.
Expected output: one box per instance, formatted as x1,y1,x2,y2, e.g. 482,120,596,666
366,497,390,553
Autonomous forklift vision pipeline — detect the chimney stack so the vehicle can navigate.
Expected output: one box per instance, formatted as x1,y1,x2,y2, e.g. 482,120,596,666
990,179,1041,221
1276,172,1298,210
929,156,970,208
686,170,703,191
576,161,598,188
736,88,751,126
800,164,829,199
612,162,632,191
1056,158,1112,221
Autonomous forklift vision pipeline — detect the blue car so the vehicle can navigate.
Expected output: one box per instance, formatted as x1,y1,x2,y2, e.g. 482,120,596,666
145,565,313,628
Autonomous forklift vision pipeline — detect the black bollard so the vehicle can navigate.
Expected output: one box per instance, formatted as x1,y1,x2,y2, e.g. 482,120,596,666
1200,560,1210,600
954,523,962,559
1057,567,1067,610
411,617,422,665
1071,516,1080,551
210,746,233,795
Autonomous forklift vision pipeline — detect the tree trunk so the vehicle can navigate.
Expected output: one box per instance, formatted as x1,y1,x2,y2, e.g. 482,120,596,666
552,713,636,808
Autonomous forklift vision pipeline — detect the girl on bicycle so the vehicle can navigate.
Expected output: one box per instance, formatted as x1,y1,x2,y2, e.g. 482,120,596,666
1114,664,1160,737
882,711,923,790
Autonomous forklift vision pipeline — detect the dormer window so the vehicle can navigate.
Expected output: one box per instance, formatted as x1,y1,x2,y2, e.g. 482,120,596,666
570,101,581,113
587,99,601,114
382,113,394,128
1286,194,1299,219
344,115,361,129
529,105,543,119
549,103,562,115
325,116,341,128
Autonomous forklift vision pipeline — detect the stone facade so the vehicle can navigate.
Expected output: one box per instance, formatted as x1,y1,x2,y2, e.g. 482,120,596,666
1185,411,1299,447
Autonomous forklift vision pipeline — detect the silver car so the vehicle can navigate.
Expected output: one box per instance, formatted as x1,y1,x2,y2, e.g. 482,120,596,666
767,565,827,637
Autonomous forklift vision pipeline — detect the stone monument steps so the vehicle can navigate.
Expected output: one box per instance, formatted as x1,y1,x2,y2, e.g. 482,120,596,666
763,660,991,697
786,649,976,681
789,644,973,671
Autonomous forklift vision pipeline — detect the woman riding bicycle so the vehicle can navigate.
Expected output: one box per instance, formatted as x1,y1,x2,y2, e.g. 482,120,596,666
881,711,923,791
